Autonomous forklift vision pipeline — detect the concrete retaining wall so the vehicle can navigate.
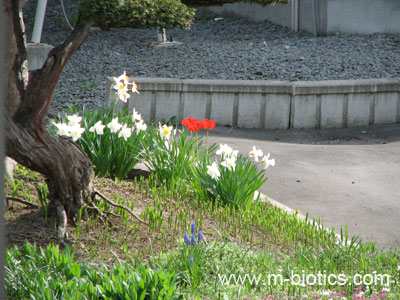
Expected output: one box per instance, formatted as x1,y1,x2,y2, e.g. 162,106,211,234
327,0,400,35
204,2,293,29
106,77,400,130
205,0,400,35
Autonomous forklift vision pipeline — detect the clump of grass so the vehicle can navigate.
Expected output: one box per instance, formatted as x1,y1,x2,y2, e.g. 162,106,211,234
50,103,146,179
5,242,182,300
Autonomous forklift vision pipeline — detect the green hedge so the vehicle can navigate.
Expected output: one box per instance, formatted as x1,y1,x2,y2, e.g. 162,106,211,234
79,0,195,30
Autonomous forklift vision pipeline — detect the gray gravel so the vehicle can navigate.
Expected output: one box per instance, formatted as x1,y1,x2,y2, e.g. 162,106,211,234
23,0,400,111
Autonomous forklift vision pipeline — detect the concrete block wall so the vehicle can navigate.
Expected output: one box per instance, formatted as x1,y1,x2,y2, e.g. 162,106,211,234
106,77,400,130
290,78,400,129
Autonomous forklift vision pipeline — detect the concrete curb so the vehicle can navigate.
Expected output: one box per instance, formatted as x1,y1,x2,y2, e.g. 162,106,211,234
107,77,400,130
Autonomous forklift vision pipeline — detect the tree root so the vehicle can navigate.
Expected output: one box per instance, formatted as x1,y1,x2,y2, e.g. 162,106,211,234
93,189,148,225
42,189,148,246
86,205,107,227
86,201,124,228
5,196,39,209
87,202,121,219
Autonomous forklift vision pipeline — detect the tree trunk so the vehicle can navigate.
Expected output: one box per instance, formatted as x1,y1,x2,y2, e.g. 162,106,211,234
4,0,94,242
4,0,26,115
5,114,93,239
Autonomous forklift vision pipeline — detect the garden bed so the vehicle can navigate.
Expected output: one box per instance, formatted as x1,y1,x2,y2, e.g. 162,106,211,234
5,93,400,298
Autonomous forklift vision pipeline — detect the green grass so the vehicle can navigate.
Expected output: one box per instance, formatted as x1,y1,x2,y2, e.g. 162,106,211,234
6,243,182,300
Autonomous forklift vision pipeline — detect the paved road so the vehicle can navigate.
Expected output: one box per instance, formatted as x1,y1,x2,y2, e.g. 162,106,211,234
205,124,400,248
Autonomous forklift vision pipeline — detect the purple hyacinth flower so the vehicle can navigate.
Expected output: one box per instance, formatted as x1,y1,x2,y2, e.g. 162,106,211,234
191,233,196,245
191,221,196,234
197,231,203,243
190,257,194,265
184,232,190,245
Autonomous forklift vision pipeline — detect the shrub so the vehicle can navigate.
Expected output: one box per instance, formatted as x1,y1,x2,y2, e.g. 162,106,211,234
79,0,195,30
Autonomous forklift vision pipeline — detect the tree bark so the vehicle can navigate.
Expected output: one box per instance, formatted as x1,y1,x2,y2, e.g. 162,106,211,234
4,0,94,242
4,0,26,115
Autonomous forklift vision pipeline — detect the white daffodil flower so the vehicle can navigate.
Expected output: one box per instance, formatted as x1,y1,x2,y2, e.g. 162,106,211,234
159,124,173,140
231,149,239,158
53,122,70,137
118,124,132,141
112,76,120,85
117,88,131,103
107,118,123,133
114,71,130,86
67,114,82,126
69,125,85,142
132,108,142,122
216,144,233,158
135,119,147,133
261,153,275,169
249,146,263,162
221,156,236,171
207,161,221,179
89,120,105,135
131,82,139,94
113,72,139,102
114,81,127,93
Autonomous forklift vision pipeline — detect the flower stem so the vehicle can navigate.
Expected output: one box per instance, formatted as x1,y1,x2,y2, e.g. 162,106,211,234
206,131,209,154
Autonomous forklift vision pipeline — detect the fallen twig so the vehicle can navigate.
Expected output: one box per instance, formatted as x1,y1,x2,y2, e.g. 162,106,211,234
6,196,39,209
86,205,107,227
93,190,148,225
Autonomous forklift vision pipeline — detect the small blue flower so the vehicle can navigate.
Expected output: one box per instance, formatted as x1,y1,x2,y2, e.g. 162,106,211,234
197,231,203,243
190,257,194,265
191,233,196,245
191,221,196,234
184,232,190,245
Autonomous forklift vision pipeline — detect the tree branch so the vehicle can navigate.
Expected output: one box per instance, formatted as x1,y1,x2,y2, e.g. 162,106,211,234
13,16,93,130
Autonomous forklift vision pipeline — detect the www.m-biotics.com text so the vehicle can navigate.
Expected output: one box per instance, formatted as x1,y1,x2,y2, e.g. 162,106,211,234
218,271,392,287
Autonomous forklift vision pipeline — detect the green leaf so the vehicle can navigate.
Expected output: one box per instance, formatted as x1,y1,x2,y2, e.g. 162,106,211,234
70,262,81,277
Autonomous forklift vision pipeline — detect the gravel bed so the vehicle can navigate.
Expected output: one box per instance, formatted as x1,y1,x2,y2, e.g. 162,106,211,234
23,0,400,111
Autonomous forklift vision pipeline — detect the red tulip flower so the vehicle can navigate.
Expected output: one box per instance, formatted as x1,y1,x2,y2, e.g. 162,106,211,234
200,119,216,130
182,117,202,132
